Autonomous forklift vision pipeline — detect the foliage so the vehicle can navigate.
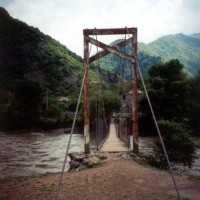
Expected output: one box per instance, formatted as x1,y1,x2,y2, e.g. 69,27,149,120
2,80,43,129
187,73,200,135
152,120,196,168
140,59,191,128
90,84,120,118
140,59,196,167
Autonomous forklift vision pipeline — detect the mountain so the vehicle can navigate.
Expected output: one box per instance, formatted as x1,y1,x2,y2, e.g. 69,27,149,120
99,45,162,80
141,33,200,74
0,7,83,96
0,7,87,128
191,33,200,40
100,33,200,77
0,7,120,129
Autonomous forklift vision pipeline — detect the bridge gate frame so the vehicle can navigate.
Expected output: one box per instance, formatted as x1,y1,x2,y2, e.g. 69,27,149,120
83,27,139,153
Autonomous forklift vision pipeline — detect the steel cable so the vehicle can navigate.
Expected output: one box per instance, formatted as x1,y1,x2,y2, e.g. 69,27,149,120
54,44,92,200
136,58,181,200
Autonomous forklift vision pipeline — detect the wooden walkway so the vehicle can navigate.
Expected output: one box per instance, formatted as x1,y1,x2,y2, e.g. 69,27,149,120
100,121,129,152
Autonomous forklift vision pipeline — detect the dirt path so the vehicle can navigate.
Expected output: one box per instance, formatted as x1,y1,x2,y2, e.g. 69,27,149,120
0,158,200,200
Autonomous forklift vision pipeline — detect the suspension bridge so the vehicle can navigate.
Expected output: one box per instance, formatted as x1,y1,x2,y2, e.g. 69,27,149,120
55,27,181,200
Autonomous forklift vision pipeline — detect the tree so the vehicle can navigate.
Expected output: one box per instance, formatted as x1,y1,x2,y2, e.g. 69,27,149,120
148,59,191,121
188,72,200,136
4,80,43,129
154,120,195,168
140,59,196,167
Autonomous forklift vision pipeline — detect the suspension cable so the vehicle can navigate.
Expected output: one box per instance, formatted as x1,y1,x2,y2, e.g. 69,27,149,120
94,29,100,149
54,44,92,200
136,58,181,200
94,28,109,148
122,27,127,82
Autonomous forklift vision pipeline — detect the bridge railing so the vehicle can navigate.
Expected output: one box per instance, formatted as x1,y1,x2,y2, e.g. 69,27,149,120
91,116,110,150
114,116,131,147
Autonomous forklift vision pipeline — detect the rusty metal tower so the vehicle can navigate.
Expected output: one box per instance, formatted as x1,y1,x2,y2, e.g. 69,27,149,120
83,27,139,153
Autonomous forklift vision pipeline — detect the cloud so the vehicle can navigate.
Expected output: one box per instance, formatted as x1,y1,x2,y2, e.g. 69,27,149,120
0,0,12,6
182,0,200,12
1,0,200,56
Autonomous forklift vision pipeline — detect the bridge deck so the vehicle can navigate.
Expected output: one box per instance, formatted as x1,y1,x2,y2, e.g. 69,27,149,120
100,122,129,152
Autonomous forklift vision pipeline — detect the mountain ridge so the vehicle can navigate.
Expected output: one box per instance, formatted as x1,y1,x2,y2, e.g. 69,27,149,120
99,32,200,77
139,33,200,74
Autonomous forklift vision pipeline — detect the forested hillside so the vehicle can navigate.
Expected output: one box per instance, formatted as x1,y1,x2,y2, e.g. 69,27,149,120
0,7,120,129
0,7,85,129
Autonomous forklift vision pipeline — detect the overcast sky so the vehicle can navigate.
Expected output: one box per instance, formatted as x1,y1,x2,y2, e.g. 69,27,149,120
1,0,200,56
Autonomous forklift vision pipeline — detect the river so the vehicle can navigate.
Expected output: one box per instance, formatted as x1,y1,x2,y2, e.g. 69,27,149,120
0,130,84,179
0,131,199,179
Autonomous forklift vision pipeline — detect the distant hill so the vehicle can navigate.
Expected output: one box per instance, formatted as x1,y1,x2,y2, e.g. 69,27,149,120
191,33,200,40
100,33,200,77
99,51,161,80
141,33,200,74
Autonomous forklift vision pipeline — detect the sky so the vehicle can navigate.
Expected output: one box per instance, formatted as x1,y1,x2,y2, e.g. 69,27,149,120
1,0,200,56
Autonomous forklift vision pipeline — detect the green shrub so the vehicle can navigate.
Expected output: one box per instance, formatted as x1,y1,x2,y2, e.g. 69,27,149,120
153,120,196,168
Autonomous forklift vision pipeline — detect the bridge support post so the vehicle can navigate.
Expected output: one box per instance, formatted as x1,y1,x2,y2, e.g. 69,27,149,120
83,35,90,154
131,30,139,153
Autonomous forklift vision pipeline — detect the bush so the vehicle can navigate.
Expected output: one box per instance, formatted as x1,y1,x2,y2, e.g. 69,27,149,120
2,80,43,129
152,120,196,168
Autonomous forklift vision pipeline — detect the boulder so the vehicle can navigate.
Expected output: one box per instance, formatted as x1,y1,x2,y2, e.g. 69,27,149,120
85,156,101,168
70,160,81,170
69,153,85,162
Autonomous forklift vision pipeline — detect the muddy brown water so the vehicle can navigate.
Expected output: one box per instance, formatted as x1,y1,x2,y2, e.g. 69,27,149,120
0,131,199,179
0,130,84,179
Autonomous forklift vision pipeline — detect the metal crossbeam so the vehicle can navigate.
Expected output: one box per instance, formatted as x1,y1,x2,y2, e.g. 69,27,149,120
83,27,137,35
86,36,135,63
89,37,133,63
